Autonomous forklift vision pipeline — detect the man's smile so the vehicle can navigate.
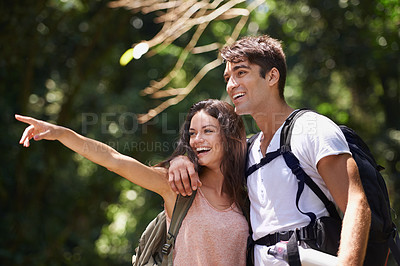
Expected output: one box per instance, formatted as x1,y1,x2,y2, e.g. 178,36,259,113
232,92,246,100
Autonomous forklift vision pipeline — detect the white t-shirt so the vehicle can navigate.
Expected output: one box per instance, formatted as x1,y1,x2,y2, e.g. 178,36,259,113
247,111,351,265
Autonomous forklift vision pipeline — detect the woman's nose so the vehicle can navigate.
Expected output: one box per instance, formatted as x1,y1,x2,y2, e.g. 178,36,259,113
193,133,204,142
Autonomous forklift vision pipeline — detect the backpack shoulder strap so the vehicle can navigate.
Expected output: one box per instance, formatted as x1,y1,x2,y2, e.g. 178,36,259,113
280,109,311,149
245,109,314,178
247,132,261,152
281,109,341,222
245,131,282,177
161,190,197,265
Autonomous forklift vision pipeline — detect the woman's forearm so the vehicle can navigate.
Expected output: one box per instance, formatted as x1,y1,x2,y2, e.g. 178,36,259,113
57,127,121,171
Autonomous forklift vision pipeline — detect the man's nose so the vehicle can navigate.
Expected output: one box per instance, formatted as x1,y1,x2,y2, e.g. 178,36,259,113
226,77,238,93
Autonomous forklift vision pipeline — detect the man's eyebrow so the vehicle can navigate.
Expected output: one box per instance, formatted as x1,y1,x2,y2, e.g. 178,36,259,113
224,64,251,77
232,64,251,71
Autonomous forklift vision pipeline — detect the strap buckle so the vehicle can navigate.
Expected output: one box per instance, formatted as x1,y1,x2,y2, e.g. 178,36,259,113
162,243,172,255
298,225,316,241
276,231,293,242
268,231,293,245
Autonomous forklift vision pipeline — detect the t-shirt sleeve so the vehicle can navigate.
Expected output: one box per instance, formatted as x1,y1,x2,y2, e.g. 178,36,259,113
291,112,351,169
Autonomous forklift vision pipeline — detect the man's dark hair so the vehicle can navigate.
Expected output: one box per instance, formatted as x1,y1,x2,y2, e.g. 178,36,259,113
220,35,287,99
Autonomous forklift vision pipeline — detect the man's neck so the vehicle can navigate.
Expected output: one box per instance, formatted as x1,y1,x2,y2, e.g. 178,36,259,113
253,102,293,154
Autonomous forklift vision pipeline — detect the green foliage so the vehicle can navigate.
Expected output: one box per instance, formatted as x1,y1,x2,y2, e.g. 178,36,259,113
2,0,399,265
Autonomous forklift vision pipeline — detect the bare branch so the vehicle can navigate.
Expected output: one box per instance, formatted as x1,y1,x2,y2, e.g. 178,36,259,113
109,0,266,123
191,42,221,54
137,57,223,124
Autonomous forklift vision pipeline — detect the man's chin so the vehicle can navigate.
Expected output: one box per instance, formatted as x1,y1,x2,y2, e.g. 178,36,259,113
234,106,249,116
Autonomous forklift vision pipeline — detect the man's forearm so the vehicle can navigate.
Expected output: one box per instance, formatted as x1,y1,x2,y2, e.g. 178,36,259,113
337,194,371,265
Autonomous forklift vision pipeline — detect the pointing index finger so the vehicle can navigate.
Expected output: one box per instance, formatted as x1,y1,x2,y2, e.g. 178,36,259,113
15,114,38,126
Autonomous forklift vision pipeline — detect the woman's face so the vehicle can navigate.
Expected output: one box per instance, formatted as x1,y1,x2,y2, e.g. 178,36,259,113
189,110,224,170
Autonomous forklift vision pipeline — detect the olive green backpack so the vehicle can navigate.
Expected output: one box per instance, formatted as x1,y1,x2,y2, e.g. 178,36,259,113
132,191,197,266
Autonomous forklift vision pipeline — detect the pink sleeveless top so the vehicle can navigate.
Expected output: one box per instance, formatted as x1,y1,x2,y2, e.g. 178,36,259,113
166,188,248,265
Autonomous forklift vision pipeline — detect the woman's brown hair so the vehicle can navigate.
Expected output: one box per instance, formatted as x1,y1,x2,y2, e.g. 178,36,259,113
161,99,247,211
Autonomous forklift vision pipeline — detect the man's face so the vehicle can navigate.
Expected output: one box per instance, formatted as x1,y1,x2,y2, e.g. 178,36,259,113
223,59,269,116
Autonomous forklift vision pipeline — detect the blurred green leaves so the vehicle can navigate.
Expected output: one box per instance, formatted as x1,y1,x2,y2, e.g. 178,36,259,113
2,0,399,265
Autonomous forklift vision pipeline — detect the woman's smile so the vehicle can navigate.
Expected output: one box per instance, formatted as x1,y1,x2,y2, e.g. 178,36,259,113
189,110,223,169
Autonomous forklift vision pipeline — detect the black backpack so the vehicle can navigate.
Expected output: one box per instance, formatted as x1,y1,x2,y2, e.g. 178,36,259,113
132,191,196,266
246,109,400,265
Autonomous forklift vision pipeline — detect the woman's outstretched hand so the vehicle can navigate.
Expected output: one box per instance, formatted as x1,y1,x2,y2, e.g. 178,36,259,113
15,114,62,147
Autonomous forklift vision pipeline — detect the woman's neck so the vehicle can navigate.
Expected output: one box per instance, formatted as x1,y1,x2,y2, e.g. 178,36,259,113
199,167,233,210
199,167,225,196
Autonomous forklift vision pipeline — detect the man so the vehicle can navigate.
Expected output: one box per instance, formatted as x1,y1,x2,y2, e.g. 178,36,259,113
168,35,371,265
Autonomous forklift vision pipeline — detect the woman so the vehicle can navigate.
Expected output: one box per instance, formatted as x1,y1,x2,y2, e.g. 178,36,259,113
16,99,249,265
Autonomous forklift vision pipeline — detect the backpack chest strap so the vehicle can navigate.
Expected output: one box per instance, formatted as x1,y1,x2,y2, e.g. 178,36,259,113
245,148,281,177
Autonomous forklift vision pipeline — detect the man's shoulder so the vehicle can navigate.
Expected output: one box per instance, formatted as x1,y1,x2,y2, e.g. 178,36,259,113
291,111,350,157
293,111,341,136
295,110,332,124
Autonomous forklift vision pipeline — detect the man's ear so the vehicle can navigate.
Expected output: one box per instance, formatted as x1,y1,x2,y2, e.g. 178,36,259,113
267,67,280,87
